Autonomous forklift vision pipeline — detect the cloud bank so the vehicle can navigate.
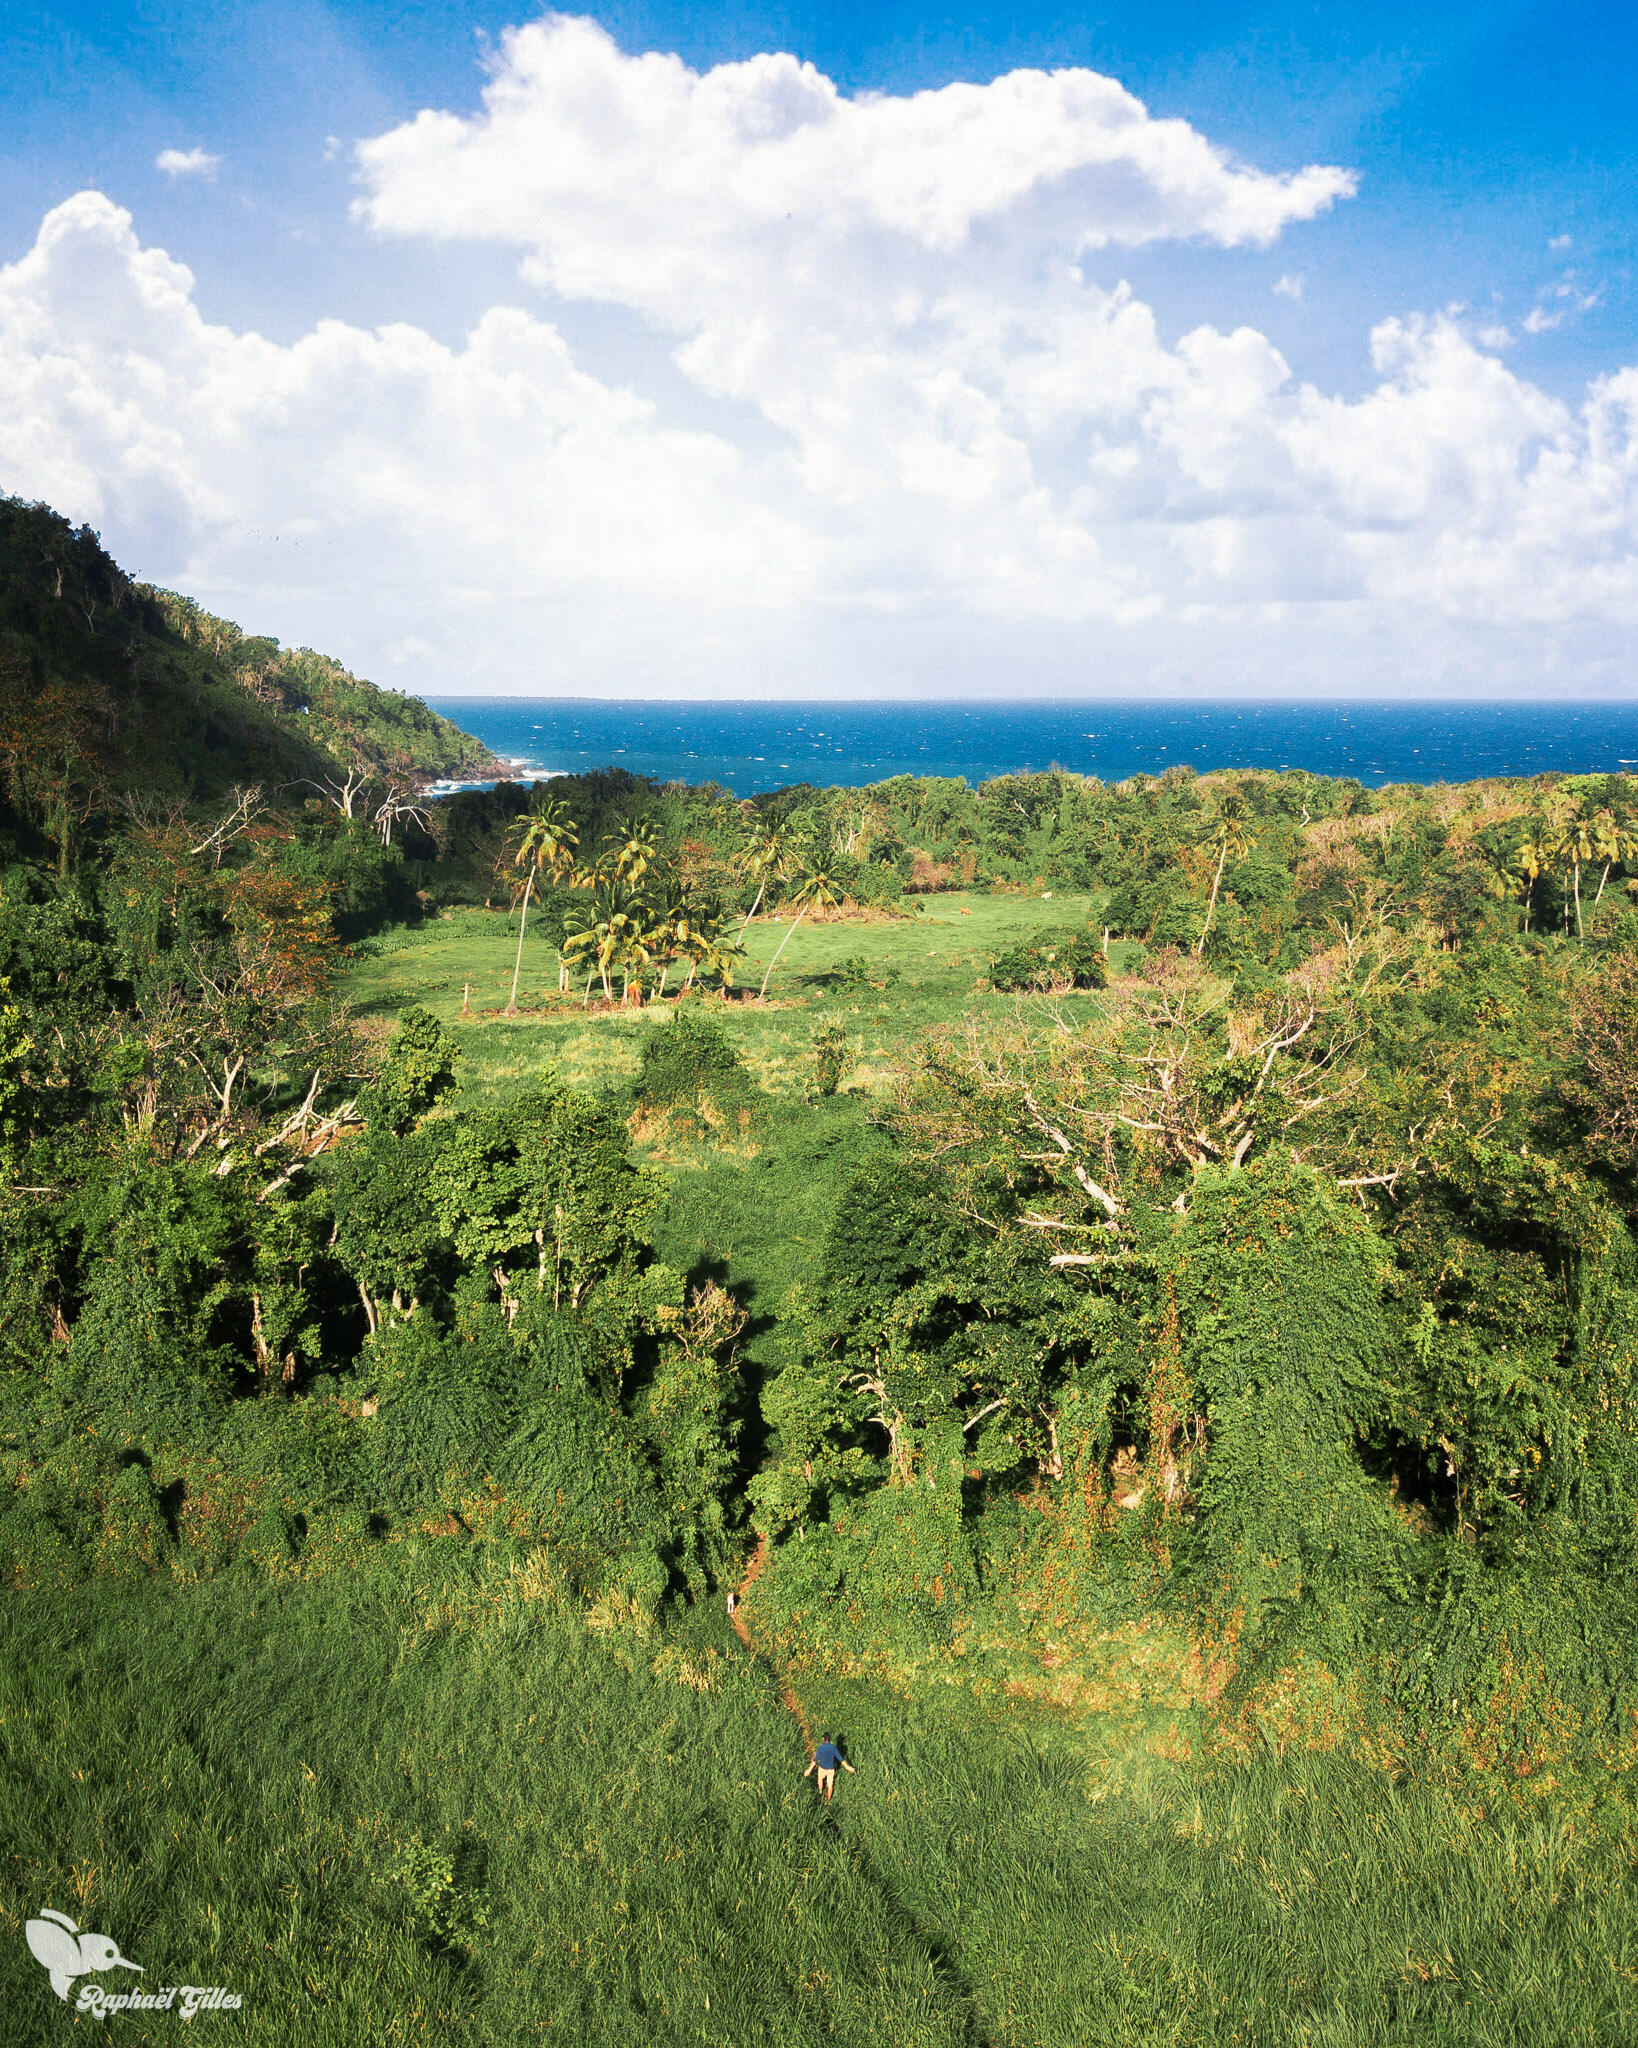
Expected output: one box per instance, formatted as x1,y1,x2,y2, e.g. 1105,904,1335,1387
2,16,1636,697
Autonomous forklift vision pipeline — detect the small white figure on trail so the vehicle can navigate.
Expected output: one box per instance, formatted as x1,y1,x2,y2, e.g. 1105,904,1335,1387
803,1738,857,1802
725,1590,737,1618
25,1910,144,2002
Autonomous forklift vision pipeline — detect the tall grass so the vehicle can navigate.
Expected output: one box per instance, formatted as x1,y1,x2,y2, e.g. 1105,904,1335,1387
0,1572,972,2046
798,1670,1638,2046
2,1571,1634,2046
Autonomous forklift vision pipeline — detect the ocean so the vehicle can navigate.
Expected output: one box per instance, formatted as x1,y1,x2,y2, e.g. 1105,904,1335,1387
422,698,1638,797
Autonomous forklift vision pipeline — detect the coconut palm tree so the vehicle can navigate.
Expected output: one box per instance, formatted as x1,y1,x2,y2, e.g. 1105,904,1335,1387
1592,810,1629,906
1511,827,1553,934
674,897,738,993
502,798,579,1014
613,893,660,1006
561,890,604,1001
1549,801,1597,941
563,879,653,1004
646,882,696,1000
738,827,791,928
601,815,660,890
1194,793,1252,957
758,865,844,1001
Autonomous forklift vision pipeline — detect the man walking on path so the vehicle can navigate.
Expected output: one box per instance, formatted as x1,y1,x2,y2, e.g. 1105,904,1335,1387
804,1738,856,1802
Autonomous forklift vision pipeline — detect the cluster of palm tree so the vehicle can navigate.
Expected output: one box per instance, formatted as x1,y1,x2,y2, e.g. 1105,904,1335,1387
502,804,739,1009
498,805,852,1010
731,822,853,996
1506,794,1631,939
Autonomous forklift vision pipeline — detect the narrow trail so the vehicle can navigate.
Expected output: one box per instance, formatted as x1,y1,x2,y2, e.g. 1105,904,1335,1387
732,1533,813,1749
731,1536,995,2045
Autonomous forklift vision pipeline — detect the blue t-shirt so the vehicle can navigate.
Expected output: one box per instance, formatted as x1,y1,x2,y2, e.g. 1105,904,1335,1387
815,1743,842,1770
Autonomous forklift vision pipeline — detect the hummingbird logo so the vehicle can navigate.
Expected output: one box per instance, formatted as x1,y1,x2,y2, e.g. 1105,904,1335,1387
24,1909,144,2002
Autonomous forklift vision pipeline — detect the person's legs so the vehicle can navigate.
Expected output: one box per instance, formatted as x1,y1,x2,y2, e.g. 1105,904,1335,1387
817,1767,836,1800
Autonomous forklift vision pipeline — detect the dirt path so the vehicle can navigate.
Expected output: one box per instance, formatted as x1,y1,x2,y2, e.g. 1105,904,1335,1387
732,1533,813,1749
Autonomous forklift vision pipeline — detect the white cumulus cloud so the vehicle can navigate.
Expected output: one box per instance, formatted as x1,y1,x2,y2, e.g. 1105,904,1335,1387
1,21,1636,699
0,191,817,691
155,147,221,179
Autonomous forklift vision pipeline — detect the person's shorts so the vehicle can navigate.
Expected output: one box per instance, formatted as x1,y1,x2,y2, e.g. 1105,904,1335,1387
816,1767,836,1793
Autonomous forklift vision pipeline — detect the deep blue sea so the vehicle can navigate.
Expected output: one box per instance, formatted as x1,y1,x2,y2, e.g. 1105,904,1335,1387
423,698,1638,797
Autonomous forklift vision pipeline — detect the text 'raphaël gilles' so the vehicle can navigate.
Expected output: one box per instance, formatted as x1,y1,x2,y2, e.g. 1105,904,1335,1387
77,1982,244,2019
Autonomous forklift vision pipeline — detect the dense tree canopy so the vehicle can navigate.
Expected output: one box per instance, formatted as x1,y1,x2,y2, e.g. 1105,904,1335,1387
5,498,1638,1777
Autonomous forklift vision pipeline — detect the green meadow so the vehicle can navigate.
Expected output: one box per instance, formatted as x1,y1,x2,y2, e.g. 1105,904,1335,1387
5,1561,1636,2047
344,888,1116,1087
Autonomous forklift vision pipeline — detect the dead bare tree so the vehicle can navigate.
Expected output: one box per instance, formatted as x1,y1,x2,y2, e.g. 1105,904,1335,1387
372,781,432,848
188,784,266,865
294,766,373,820
254,1067,364,1198
890,980,1385,1271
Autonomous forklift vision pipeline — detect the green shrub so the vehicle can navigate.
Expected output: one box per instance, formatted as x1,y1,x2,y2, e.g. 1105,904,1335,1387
810,1017,851,1097
371,1313,519,1512
835,954,900,991
987,927,1107,992
355,1005,461,1136
633,1006,748,1110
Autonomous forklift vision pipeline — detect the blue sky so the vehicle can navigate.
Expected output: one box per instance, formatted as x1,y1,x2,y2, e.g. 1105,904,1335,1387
5,0,1627,387
1,3,1634,696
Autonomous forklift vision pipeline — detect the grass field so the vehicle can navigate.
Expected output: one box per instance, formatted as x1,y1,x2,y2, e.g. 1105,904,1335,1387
343,890,1116,1095
4,1566,1636,2046
8,899,1635,2043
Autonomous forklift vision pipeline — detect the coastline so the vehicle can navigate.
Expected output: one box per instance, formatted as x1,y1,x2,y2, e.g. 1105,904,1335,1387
421,696,1638,797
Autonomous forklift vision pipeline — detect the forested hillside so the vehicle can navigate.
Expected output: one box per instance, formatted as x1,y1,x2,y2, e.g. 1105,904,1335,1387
4,566,1638,2038
0,496,490,873
145,582,492,786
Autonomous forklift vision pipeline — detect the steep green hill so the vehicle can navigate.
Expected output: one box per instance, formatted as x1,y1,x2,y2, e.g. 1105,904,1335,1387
0,495,490,865
143,584,491,784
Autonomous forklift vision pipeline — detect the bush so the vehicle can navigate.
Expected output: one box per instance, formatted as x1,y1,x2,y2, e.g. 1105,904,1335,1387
632,1007,746,1110
356,1006,461,1136
810,1018,851,1097
834,955,900,992
987,928,1106,992
372,1313,520,1511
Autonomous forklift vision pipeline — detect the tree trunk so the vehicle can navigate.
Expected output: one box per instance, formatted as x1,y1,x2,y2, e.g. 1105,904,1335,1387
1574,861,1584,940
251,1291,272,1373
1595,860,1611,905
505,870,534,1014
759,906,808,1000
1195,838,1229,956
